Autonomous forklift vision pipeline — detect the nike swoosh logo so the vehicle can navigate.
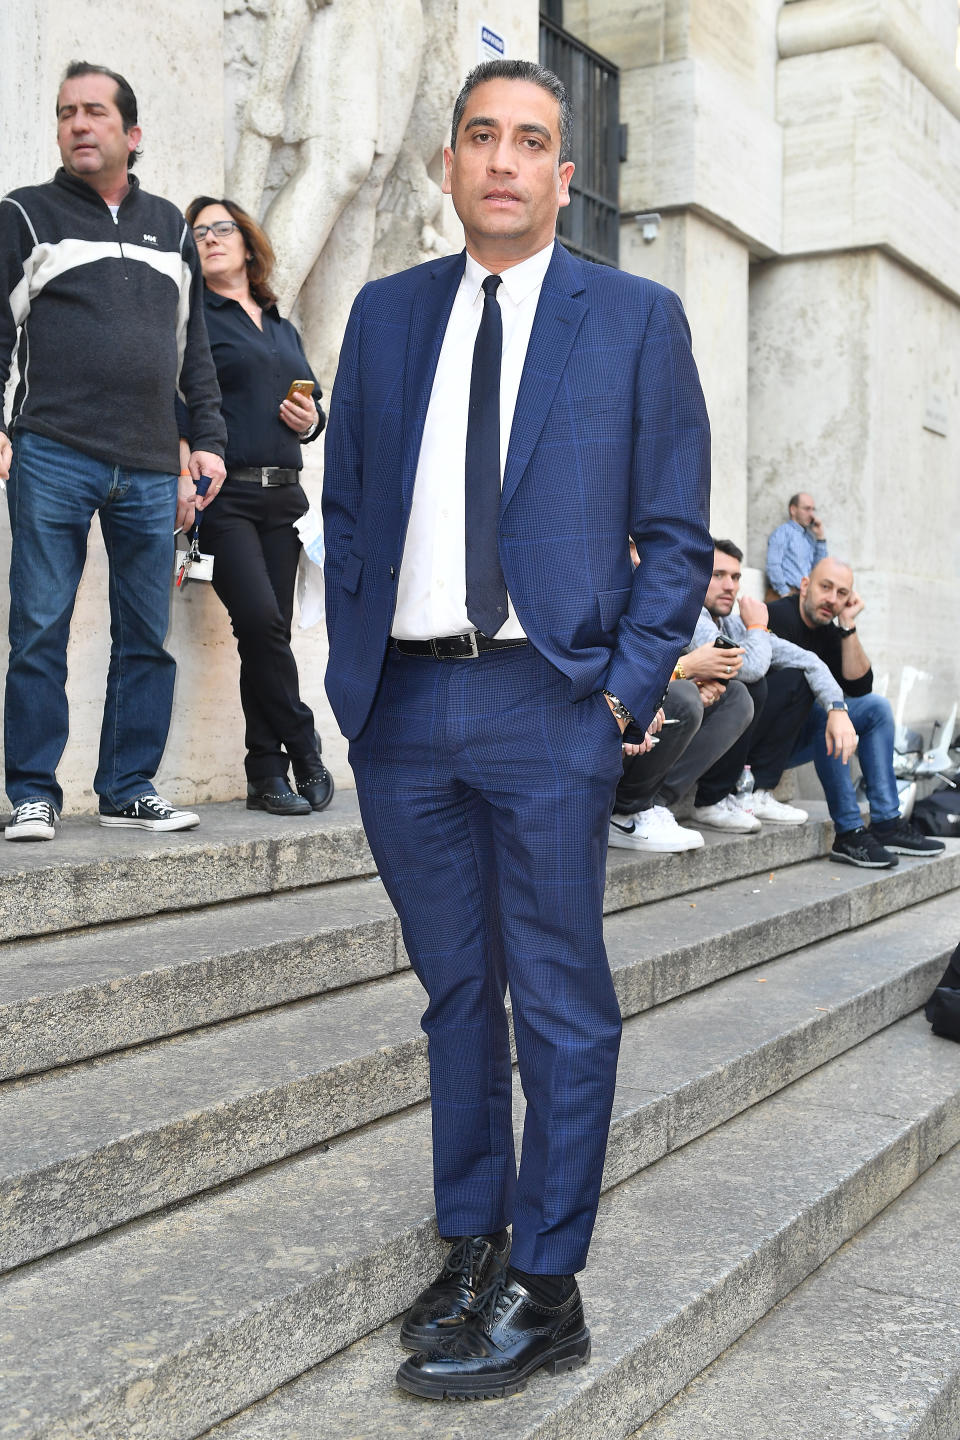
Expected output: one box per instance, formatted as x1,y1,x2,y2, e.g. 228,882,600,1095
610,819,636,834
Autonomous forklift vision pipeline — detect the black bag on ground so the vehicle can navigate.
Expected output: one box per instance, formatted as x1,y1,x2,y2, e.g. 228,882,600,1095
911,787,960,837
925,941,960,1042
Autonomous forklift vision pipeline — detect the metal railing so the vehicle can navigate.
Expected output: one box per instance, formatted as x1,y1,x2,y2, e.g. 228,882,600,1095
540,13,621,267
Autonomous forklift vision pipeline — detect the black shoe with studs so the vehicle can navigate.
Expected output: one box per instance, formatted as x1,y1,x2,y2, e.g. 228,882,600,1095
246,776,311,816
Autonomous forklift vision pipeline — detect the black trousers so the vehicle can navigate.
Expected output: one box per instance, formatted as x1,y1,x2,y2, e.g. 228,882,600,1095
694,668,815,805
199,479,318,780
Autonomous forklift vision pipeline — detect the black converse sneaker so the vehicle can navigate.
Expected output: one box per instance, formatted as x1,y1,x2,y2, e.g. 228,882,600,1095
99,793,199,832
5,799,58,841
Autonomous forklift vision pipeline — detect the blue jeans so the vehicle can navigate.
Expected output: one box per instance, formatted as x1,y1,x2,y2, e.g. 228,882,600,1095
5,431,178,811
786,692,899,833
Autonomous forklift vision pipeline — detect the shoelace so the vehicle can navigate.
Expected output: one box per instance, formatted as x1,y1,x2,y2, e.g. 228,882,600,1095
465,1264,511,1327
14,801,53,823
137,795,171,817
441,1235,490,1280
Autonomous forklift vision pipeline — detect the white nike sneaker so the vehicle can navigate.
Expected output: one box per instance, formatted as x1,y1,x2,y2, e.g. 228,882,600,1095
692,794,762,833
609,805,704,852
751,788,808,825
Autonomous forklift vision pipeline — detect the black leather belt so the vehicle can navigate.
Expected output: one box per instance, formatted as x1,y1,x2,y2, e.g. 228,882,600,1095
393,632,528,660
227,467,300,487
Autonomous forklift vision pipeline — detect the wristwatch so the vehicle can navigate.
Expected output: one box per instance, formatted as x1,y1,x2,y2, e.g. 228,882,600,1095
837,625,857,638
828,700,849,712
602,690,634,726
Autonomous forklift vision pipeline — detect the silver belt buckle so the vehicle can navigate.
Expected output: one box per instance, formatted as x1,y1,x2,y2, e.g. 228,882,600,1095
260,469,272,487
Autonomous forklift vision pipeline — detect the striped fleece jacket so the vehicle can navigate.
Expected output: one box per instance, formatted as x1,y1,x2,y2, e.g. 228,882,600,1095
0,167,226,473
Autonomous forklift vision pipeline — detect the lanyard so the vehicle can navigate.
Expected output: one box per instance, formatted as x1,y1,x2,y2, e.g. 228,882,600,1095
175,475,212,589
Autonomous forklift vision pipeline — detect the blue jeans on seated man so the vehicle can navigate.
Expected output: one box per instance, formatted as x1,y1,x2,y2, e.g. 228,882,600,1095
786,692,899,834
5,430,178,812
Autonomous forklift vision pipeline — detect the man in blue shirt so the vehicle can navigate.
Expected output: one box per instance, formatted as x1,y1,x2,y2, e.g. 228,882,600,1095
766,492,827,597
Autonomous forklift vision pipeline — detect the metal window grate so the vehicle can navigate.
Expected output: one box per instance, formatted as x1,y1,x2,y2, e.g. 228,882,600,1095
540,13,620,267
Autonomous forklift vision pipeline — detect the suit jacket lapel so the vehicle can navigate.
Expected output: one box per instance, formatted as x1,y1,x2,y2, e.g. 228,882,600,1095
400,252,465,510
501,243,587,512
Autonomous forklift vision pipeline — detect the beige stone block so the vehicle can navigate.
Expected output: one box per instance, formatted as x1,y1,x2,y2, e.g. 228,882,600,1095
779,44,960,299
564,0,780,101
620,57,782,253
621,212,748,545
748,249,960,720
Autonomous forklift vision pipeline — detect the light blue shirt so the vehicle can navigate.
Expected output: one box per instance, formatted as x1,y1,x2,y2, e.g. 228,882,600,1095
766,519,827,595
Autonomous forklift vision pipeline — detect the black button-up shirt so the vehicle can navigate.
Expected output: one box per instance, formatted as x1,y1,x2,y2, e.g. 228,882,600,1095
177,286,324,469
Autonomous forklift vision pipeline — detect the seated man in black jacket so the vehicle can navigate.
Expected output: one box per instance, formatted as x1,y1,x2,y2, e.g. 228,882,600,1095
765,558,943,868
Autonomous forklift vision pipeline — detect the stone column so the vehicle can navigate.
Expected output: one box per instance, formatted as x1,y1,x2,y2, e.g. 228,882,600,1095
750,0,960,712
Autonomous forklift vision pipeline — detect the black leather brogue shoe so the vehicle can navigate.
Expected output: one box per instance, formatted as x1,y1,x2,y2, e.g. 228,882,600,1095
399,1232,511,1352
396,1272,590,1400
246,776,312,816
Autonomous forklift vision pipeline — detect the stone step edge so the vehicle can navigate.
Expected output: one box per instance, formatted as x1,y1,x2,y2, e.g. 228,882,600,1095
174,1019,960,1440
2,824,937,1086
1,803,832,944
630,1139,960,1439
2,884,955,1281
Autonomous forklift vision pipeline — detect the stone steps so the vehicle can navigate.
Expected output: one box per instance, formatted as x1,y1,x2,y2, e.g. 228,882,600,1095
1,815,834,1077
202,1014,960,1440
0,800,831,945
2,854,957,1271
3,889,960,1438
631,1134,960,1439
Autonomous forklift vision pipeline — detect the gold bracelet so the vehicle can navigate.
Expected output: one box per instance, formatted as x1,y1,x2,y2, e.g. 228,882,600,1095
673,661,686,681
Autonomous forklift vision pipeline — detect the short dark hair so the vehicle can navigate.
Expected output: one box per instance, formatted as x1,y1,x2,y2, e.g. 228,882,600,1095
712,538,743,562
58,61,141,169
185,196,278,308
788,492,802,509
450,60,573,164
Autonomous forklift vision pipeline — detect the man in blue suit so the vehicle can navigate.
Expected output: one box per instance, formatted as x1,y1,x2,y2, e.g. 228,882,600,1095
323,59,712,1400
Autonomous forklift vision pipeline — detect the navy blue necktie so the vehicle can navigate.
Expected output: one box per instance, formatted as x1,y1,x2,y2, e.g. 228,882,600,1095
465,273,508,636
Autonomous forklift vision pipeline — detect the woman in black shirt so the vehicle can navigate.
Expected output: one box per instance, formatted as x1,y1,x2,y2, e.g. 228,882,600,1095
179,196,333,815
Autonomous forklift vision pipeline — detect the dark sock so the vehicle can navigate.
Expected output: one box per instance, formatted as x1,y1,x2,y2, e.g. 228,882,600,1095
507,1266,576,1306
440,1228,509,1248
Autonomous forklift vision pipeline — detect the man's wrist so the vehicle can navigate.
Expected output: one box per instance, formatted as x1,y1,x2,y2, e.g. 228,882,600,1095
837,624,857,638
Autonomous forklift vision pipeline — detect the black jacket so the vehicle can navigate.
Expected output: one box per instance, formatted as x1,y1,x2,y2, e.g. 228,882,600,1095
0,168,226,472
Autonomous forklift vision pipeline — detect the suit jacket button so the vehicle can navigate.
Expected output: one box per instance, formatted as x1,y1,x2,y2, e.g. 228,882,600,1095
390,566,396,577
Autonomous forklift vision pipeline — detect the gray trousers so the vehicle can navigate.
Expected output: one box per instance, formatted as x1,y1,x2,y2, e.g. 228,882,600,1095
657,679,754,808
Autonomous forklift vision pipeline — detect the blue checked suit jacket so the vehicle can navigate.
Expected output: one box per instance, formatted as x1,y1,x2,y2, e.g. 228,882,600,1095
323,242,713,740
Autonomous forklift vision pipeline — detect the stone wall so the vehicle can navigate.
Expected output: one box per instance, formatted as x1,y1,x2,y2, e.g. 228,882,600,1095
0,0,535,811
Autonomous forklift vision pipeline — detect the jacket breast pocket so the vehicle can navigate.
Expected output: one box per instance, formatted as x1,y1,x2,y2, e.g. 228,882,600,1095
341,551,364,595
597,587,632,632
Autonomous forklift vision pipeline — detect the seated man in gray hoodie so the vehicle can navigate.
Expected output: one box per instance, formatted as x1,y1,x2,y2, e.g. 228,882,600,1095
668,539,857,833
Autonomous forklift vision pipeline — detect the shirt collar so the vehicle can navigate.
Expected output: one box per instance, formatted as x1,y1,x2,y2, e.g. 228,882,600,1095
205,285,278,320
463,239,555,307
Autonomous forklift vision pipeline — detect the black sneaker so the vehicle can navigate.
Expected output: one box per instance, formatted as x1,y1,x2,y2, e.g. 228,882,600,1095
5,799,58,841
830,826,898,869
870,817,946,858
99,793,200,831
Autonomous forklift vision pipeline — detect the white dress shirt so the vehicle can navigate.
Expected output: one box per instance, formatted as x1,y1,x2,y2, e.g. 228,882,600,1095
391,240,555,640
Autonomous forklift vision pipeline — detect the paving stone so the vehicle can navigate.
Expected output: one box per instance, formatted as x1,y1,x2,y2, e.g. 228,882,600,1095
632,1144,960,1439
3,872,957,1271
195,1017,960,1440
